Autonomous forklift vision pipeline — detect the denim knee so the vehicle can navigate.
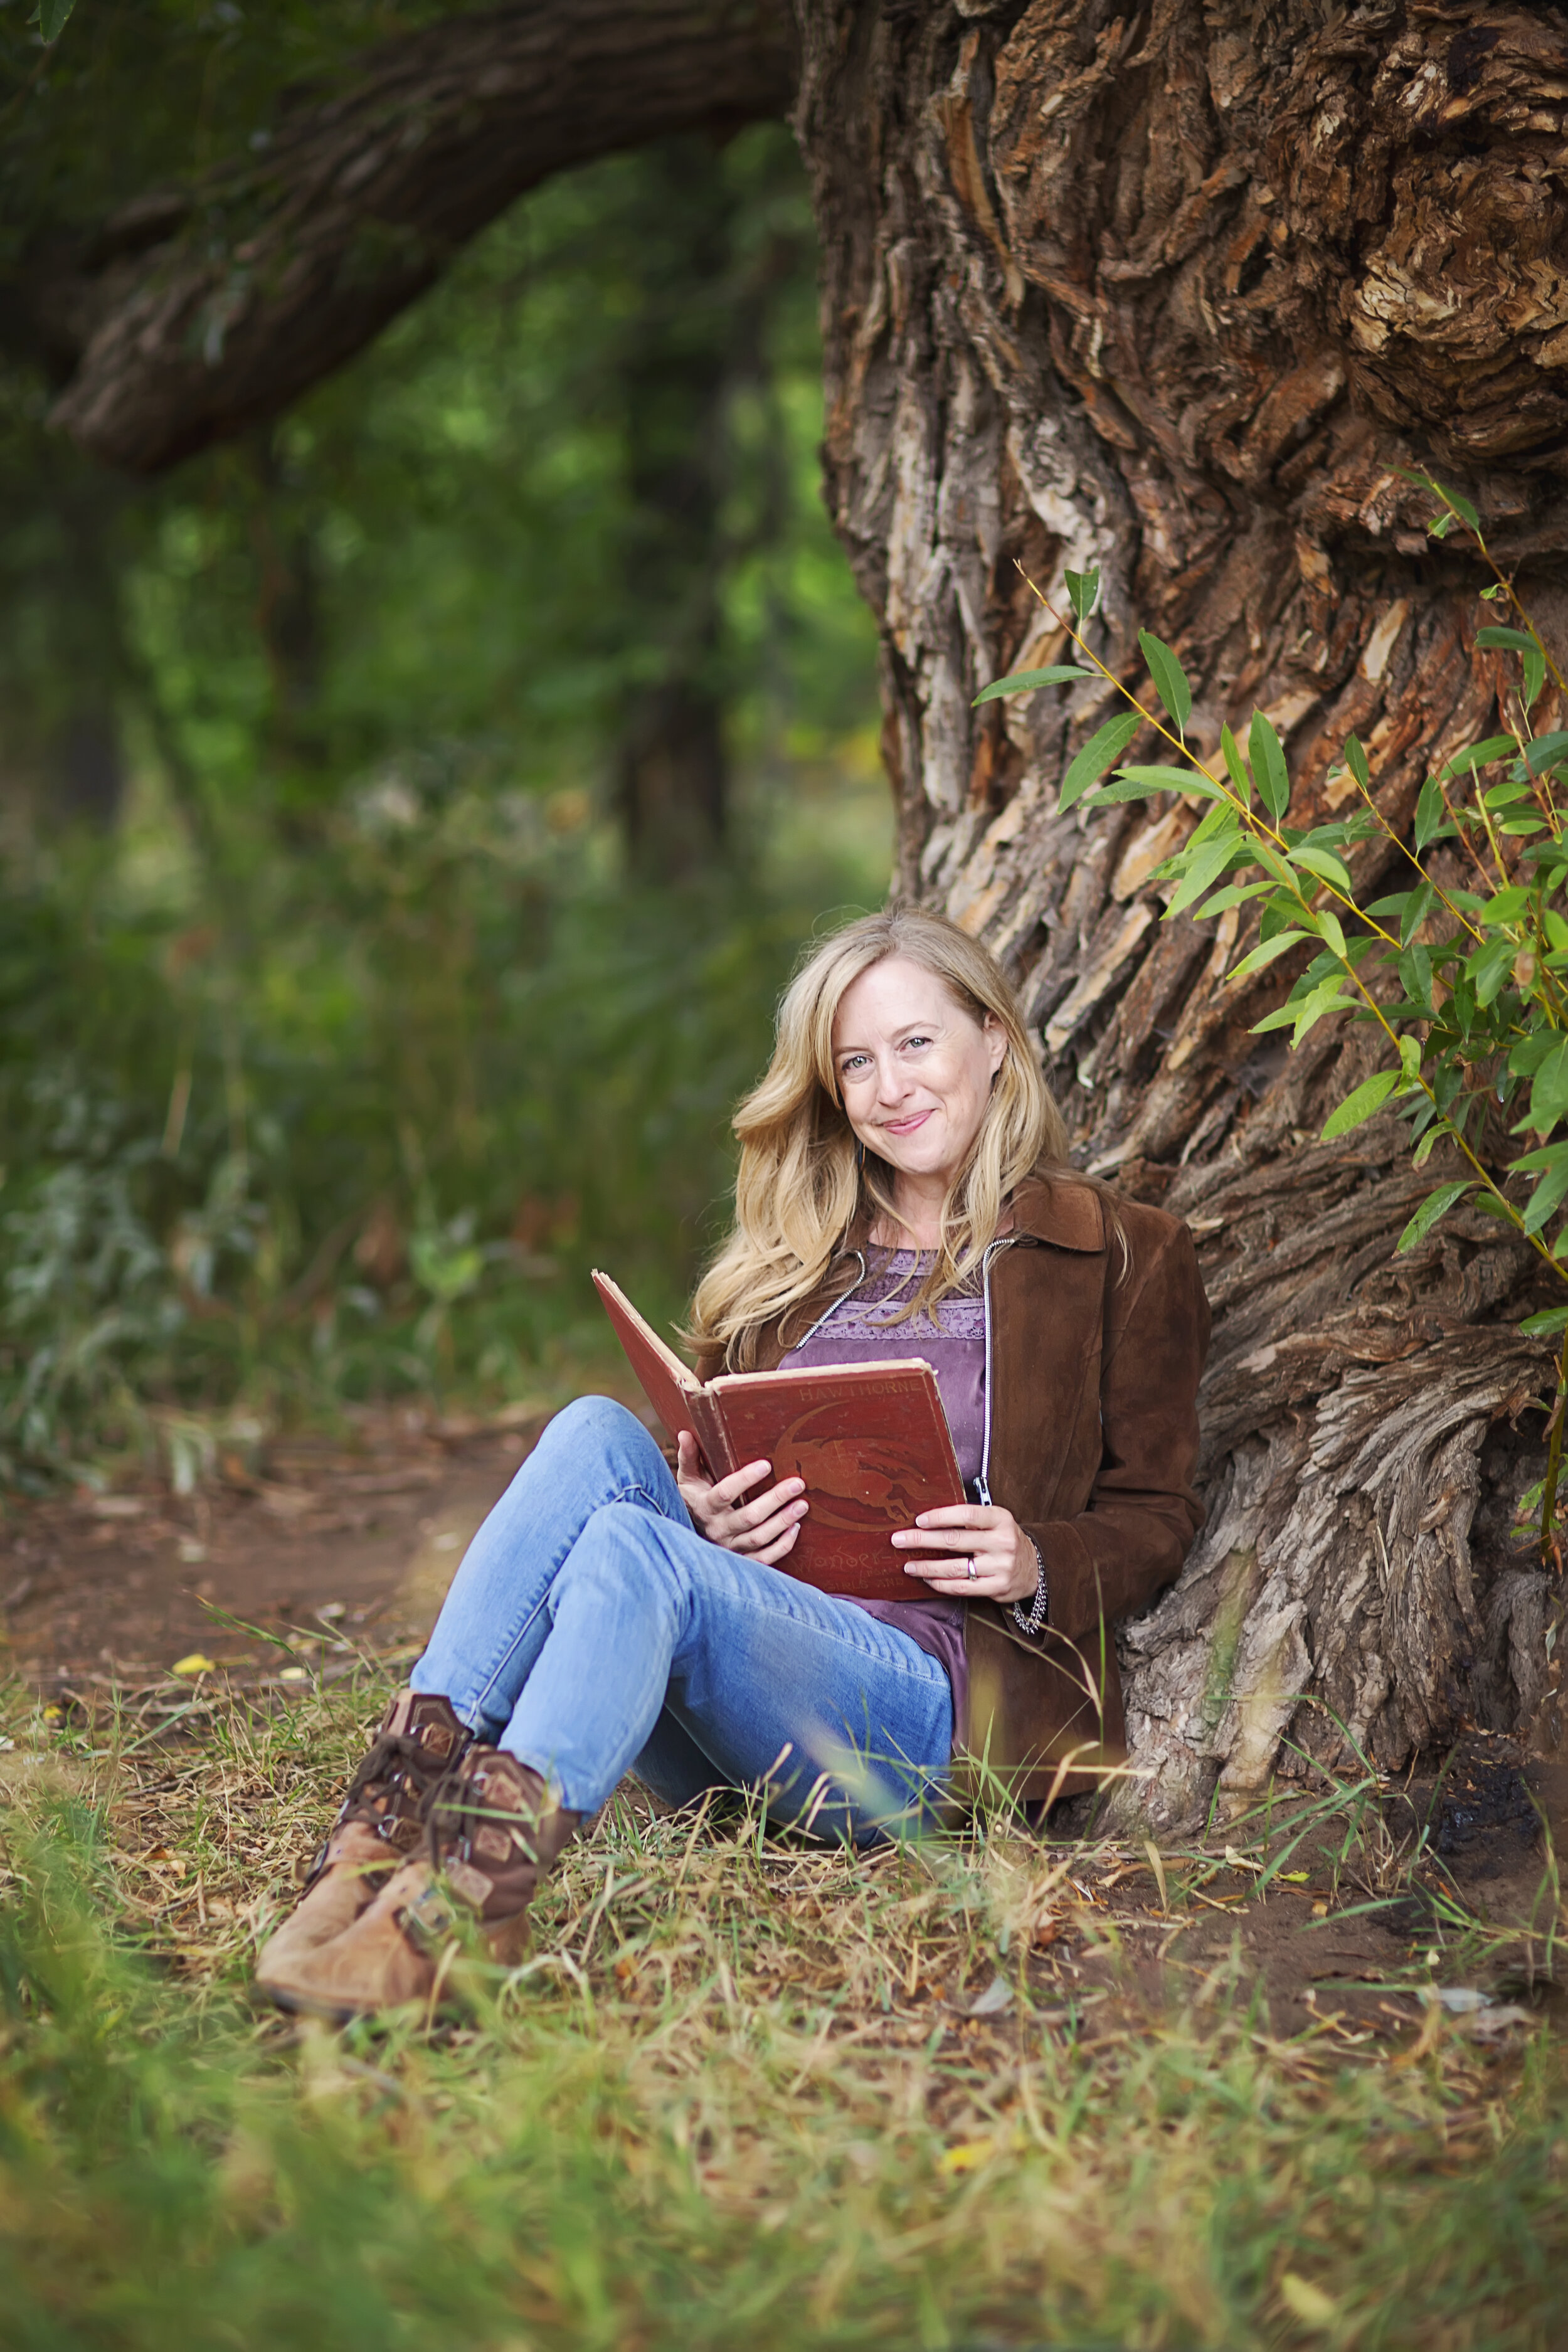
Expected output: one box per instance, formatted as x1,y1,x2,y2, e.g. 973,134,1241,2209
537,1392,659,1471
550,1498,691,1618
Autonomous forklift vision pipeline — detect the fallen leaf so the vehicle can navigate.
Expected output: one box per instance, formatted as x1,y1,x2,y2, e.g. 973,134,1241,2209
967,1973,1014,2018
1278,2271,1338,2329
938,2139,993,2175
171,1654,216,1677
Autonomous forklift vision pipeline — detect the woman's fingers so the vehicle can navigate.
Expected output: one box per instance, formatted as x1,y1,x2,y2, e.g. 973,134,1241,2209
750,1520,802,1565
726,1497,808,1553
892,1527,1004,1555
735,1480,806,1532
711,1458,781,1508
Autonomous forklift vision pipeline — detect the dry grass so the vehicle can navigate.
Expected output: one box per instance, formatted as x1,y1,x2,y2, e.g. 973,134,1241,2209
0,1659,1564,2351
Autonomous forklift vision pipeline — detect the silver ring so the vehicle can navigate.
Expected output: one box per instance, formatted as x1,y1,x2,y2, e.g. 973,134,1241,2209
966,1555,977,1581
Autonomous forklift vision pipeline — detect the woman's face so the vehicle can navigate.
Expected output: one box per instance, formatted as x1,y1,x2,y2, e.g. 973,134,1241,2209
830,956,1008,1192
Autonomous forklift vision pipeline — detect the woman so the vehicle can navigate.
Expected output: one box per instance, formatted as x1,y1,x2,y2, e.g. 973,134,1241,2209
257,908,1209,2019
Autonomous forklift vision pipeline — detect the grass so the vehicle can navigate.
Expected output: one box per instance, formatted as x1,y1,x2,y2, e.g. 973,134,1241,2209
0,1665,1564,2351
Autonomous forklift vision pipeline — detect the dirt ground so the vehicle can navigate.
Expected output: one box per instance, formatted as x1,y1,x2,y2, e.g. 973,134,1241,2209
3,1405,1564,2044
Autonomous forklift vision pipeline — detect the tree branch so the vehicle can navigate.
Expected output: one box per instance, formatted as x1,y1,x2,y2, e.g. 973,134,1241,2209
45,0,796,474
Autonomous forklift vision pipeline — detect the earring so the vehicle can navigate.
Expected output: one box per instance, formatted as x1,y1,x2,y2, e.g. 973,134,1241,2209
855,1137,866,1171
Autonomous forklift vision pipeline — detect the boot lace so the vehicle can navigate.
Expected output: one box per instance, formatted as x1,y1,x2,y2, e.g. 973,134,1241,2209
339,1727,461,1828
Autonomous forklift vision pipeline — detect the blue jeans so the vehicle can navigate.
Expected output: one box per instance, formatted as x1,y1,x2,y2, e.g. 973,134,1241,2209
410,1396,953,1843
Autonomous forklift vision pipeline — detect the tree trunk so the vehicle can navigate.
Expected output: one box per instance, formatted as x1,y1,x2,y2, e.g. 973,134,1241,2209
793,0,1568,1825
612,139,738,877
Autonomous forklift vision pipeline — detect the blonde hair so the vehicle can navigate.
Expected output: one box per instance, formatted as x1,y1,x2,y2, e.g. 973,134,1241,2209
687,906,1071,1369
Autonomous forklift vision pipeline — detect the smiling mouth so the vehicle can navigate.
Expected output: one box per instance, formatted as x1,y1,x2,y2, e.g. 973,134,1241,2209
881,1110,933,1136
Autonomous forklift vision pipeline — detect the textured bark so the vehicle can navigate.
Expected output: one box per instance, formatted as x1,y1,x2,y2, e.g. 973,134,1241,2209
794,0,1568,1823
44,0,795,472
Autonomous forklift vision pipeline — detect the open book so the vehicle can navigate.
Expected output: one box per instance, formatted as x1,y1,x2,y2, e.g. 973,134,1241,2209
592,1271,965,1602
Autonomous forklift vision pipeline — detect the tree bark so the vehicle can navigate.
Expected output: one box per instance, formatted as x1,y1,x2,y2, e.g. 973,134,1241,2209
793,0,1568,1823
43,0,795,473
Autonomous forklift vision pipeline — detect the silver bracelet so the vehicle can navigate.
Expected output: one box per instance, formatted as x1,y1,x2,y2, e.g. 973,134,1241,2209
1010,1540,1049,1636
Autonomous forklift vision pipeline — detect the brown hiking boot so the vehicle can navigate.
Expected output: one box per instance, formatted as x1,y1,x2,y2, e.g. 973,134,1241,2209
255,1690,472,2010
262,1748,580,2021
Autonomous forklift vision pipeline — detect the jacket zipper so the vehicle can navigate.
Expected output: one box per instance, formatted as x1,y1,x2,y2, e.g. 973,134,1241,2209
973,1234,1012,1506
792,1251,866,1351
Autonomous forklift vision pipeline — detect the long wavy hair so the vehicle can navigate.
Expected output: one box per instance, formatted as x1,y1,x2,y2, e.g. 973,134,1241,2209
687,906,1072,1369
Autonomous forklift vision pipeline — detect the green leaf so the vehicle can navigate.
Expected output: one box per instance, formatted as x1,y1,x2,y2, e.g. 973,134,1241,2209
1414,775,1449,852
1399,881,1436,945
1470,935,1517,1008
1525,731,1568,775
1220,721,1251,806
1114,764,1224,797
1520,1306,1568,1337
1249,712,1290,820
1315,908,1348,961
1322,1069,1399,1140
1226,930,1310,985
1475,626,1536,655
1396,1180,1472,1253
1084,778,1180,806
1510,1031,1561,1078
1164,826,1244,920
972,665,1091,706
1513,1142,1568,1236
1530,1039,1568,1138
1524,1167,1568,1234
1397,470,1481,536
1343,733,1370,791
1397,943,1434,1012
1184,797,1239,850
33,0,75,38
1291,845,1353,894
1444,734,1518,776
1192,879,1273,920
1293,980,1353,1045
1477,627,1547,708
1058,711,1140,812
1065,566,1100,624
1137,630,1192,734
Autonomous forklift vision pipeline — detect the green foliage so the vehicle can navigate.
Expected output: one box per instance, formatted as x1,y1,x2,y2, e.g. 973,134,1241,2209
0,84,886,1483
0,803,882,1483
980,474,1568,1556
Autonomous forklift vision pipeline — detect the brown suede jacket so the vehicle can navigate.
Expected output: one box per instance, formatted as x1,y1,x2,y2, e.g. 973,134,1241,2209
723,1175,1210,1801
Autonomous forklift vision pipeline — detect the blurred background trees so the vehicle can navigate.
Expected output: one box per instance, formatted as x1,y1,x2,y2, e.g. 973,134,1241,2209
0,3,885,1482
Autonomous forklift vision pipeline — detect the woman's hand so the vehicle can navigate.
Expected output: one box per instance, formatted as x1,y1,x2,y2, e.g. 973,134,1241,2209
676,1431,809,1564
891,1503,1040,1604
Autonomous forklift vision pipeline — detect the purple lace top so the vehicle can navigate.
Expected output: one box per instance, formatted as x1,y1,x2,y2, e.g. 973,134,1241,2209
784,1249,985,1719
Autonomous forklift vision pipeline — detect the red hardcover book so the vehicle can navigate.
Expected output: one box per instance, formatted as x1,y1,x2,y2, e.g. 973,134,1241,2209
591,1270,965,1601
